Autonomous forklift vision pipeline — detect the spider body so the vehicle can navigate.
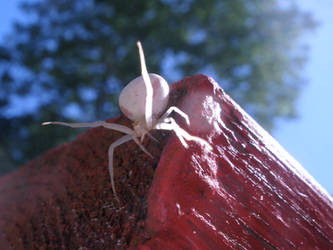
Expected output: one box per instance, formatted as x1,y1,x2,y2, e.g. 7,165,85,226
119,73,169,124
43,42,211,200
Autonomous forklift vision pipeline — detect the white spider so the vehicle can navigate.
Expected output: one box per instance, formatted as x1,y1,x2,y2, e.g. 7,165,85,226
42,41,212,199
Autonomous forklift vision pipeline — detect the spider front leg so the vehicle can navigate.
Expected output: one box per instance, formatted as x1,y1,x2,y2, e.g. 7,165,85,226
137,41,153,129
42,120,134,135
155,117,212,150
155,118,189,148
159,106,190,126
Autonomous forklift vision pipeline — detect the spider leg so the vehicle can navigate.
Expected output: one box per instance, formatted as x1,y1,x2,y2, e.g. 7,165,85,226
155,117,212,151
137,41,153,129
159,106,190,126
132,136,154,158
155,118,189,148
147,132,159,143
42,121,134,135
108,134,133,200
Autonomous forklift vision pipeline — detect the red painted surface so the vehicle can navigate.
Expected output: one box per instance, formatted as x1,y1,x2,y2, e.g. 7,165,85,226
0,75,332,249
141,75,333,249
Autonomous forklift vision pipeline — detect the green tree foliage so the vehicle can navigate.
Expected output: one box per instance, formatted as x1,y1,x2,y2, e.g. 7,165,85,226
0,0,316,174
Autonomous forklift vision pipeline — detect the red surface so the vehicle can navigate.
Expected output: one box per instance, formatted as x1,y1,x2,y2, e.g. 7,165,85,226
0,75,332,249
141,75,333,249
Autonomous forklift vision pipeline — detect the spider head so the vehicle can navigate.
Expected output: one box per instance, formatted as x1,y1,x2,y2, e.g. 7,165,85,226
133,120,149,142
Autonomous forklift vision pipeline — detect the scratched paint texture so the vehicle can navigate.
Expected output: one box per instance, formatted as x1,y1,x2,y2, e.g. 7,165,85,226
0,75,332,249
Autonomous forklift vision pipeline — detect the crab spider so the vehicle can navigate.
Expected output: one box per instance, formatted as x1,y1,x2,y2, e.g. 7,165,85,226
42,41,212,199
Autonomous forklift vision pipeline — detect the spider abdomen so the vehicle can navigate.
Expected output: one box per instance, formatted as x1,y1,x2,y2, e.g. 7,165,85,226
119,73,169,122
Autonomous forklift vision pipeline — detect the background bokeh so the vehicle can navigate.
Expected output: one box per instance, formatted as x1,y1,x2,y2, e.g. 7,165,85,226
0,0,331,195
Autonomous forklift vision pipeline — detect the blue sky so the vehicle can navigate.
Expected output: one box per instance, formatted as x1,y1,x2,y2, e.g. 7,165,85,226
0,1,332,195
275,0,333,195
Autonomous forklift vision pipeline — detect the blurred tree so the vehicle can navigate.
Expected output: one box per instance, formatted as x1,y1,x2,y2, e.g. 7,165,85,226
0,0,316,174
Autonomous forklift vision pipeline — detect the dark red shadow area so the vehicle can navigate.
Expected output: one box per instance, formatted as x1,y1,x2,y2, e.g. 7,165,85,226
0,75,332,249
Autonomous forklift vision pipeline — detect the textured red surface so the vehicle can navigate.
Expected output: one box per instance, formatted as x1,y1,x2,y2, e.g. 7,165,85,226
141,75,333,249
0,75,332,249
